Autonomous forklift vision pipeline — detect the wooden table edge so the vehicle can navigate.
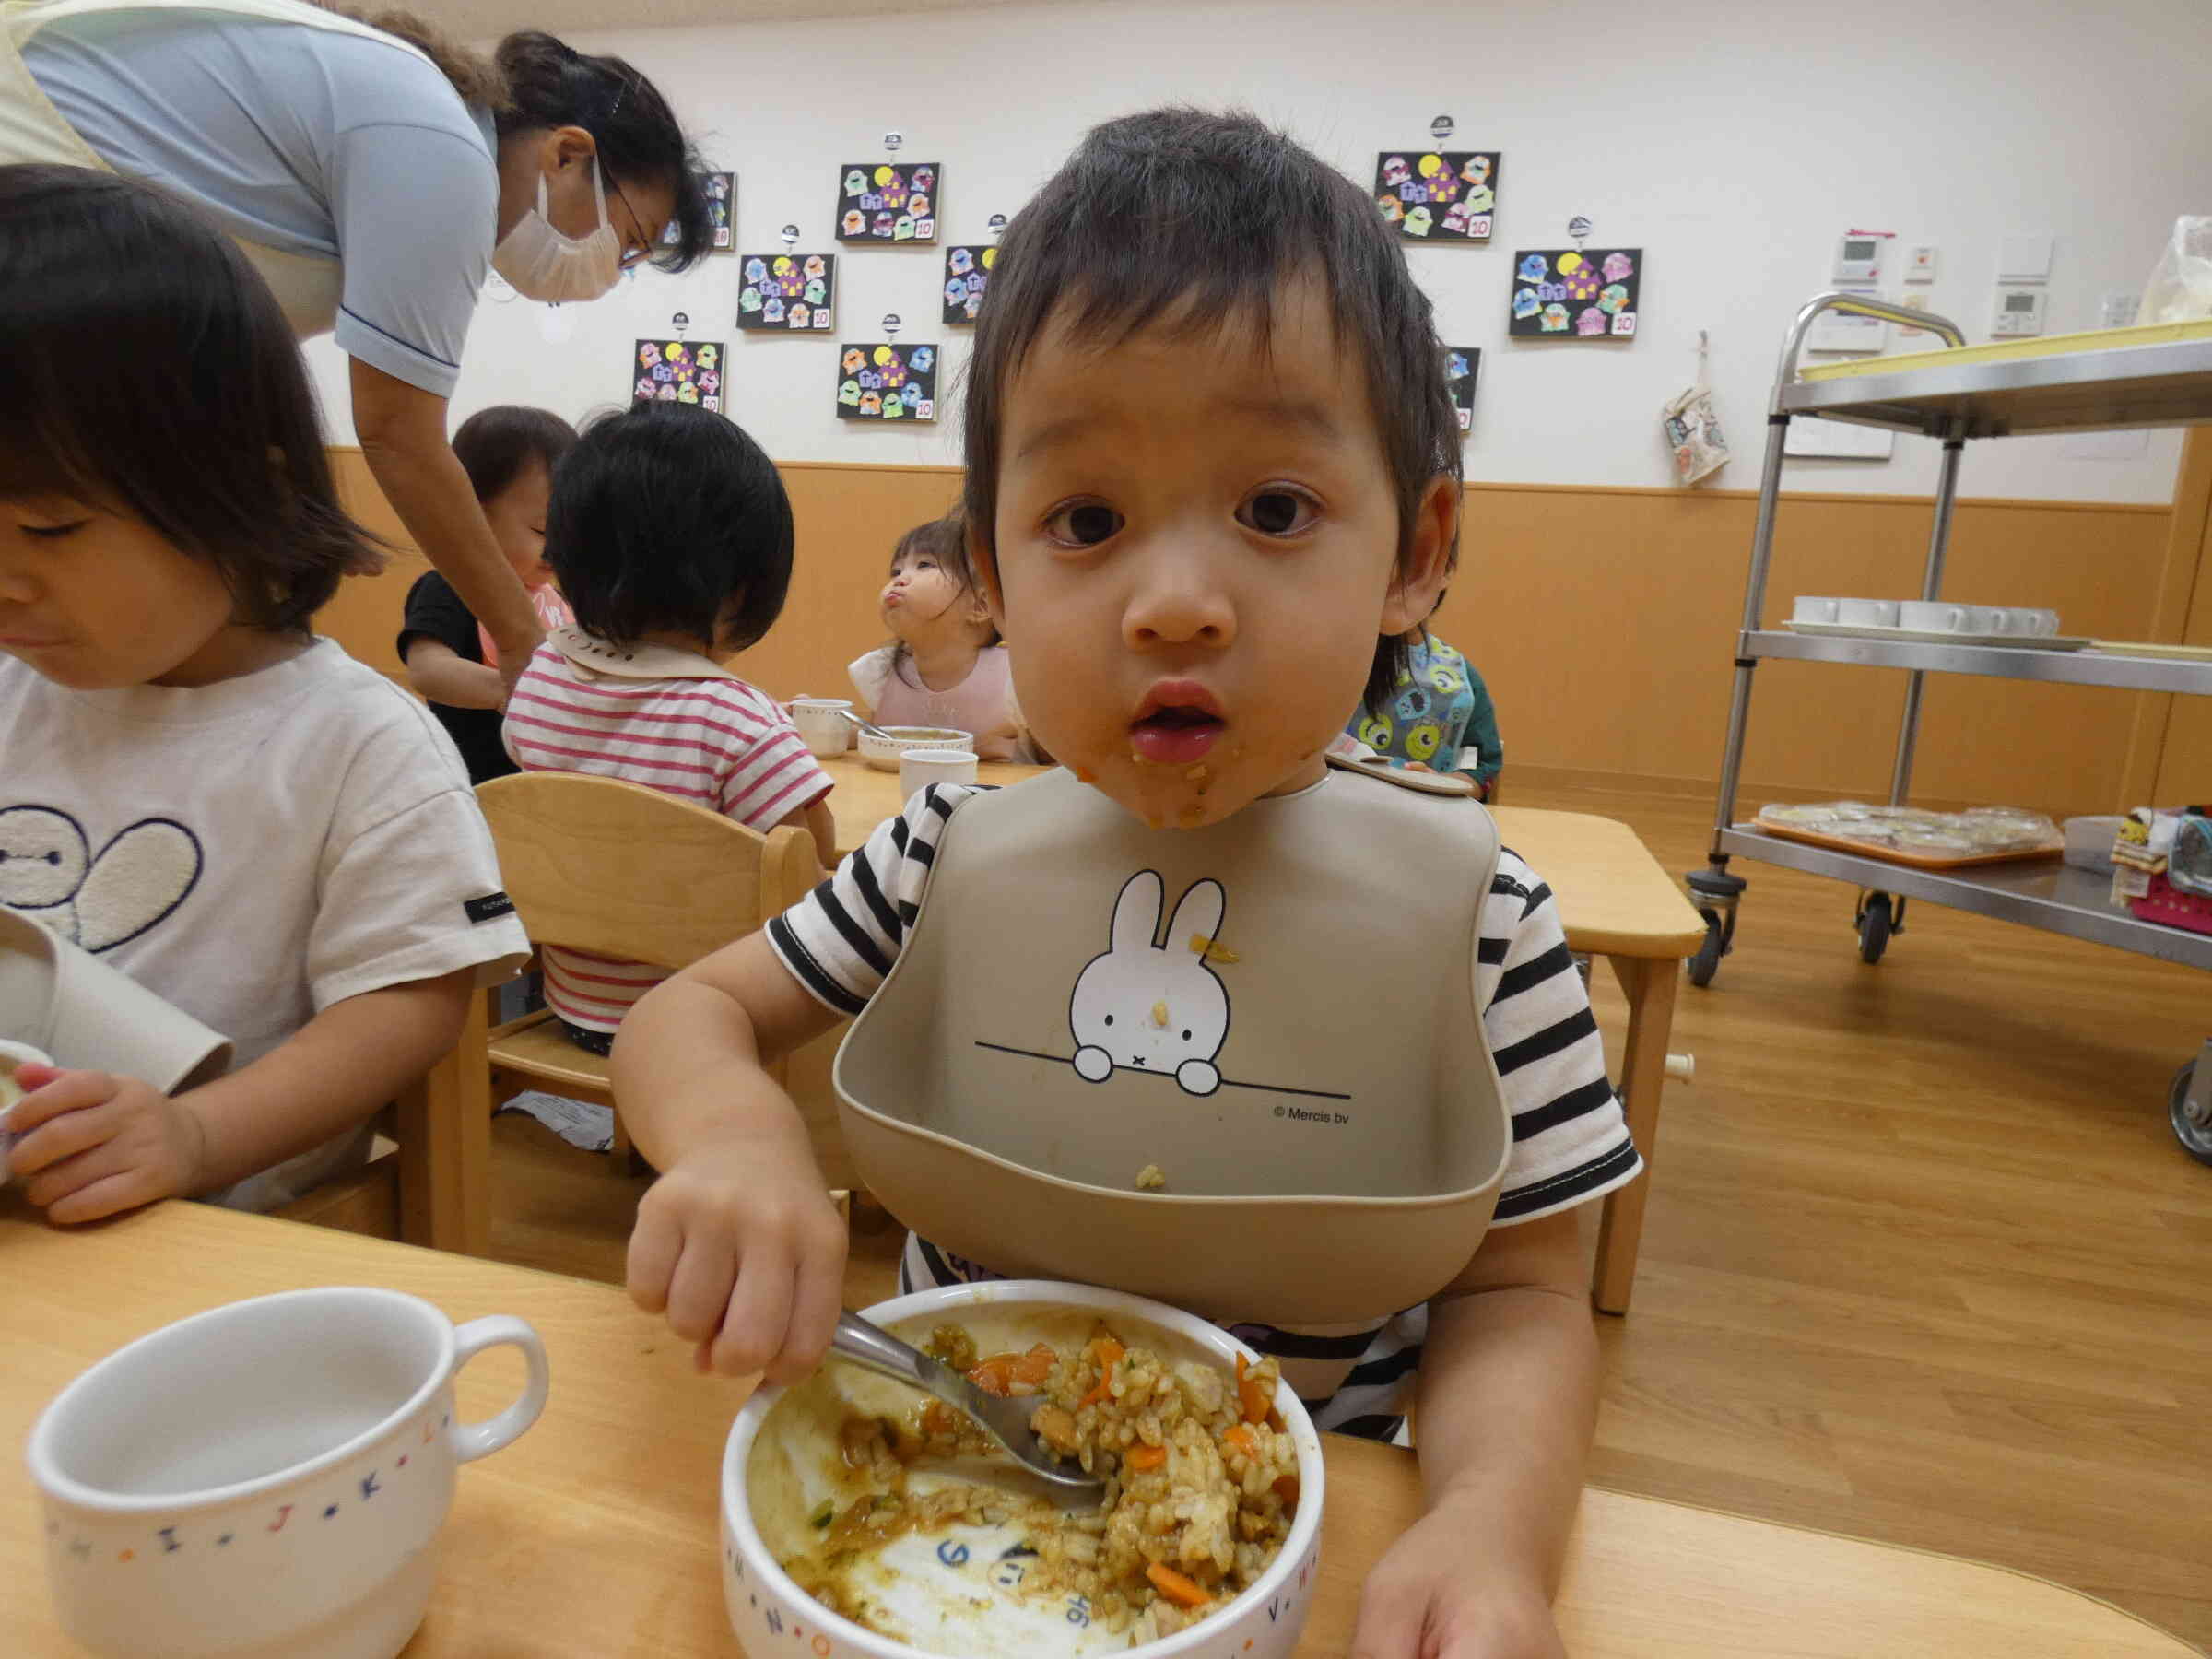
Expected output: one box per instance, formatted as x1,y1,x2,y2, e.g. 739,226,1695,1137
1577,1484,2202,1653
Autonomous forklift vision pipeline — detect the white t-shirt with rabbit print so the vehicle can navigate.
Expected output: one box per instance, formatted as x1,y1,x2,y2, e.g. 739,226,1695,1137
765,777,1639,1441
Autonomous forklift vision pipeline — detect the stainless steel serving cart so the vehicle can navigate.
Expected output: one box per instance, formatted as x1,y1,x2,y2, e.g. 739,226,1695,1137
1687,291,2212,1162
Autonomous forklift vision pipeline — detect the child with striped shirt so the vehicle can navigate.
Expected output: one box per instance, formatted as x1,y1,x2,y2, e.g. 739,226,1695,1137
503,404,834,1053
613,112,1634,1656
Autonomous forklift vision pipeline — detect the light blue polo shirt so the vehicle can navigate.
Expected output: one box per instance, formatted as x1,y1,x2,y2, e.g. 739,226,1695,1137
24,10,498,398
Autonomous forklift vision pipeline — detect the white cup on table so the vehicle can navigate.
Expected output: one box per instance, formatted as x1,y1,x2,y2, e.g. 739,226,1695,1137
900,747,979,802
789,697,853,758
28,1287,548,1659
1792,595,1842,624
1835,598,1900,629
1898,600,1971,632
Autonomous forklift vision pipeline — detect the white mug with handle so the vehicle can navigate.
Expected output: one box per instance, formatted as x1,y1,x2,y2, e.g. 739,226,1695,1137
789,697,854,758
1835,597,1900,629
1898,601,1970,633
29,1287,549,1659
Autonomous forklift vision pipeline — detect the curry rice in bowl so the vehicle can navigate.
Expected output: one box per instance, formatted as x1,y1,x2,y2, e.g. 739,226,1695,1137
722,1280,1325,1659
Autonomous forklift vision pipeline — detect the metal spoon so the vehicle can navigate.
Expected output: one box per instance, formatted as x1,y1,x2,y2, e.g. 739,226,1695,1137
838,708,896,743
830,1311,1105,1503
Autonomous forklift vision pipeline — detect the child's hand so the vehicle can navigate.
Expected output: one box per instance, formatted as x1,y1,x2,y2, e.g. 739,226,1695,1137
626,1140,848,1382
5,1065,208,1222
1348,1507,1565,1659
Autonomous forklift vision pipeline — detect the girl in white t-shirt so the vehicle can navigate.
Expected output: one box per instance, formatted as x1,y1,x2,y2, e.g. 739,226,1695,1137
0,166,528,1218
848,507,1030,759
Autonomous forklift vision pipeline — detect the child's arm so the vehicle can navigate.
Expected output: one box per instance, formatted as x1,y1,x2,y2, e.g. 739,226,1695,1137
403,638,505,711
1347,1211,1591,1658
613,934,849,1381
354,360,541,693
6,968,474,1222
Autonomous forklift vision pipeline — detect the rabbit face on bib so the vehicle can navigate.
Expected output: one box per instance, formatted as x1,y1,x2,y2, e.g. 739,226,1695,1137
1068,870,1230,1096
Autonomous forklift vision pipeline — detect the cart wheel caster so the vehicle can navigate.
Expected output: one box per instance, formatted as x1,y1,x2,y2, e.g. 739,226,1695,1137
1688,920,1724,987
2171,1060,2212,1167
1857,892,1896,964
1683,866,1745,989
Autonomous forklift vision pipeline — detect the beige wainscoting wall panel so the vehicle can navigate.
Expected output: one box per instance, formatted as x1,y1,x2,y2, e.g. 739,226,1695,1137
322,451,2178,818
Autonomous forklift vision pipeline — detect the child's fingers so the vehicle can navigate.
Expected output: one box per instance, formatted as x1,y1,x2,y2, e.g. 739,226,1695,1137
6,1092,124,1179
665,1230,748,1351
766,1239,846,1385
710,1241,796,1378
625,1201,685,1314
19,1133,132,1214
4,1069,120,1136
41,1164,164,1226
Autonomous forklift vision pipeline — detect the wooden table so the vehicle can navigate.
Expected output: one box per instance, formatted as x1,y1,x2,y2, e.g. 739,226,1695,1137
2,1202,2192,1657
819,757,1707,1313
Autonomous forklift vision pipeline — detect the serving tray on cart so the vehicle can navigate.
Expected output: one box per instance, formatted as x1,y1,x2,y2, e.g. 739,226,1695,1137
1751,820,2065,870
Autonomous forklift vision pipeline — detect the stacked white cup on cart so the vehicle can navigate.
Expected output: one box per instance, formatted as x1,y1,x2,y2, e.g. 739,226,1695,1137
1792,596,2060,637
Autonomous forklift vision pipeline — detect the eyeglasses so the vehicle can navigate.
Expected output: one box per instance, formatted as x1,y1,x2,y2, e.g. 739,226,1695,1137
600,166,657,269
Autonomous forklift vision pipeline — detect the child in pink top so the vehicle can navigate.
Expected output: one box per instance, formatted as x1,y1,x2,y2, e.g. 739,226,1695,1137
847,508,1030,759
503,404,834,1053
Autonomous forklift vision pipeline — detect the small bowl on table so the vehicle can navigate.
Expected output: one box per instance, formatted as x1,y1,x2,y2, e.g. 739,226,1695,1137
857,725,973,772
722,1279,1326,1659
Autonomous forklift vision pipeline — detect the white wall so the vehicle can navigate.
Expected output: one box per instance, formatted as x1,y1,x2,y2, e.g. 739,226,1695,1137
305,0,2208,503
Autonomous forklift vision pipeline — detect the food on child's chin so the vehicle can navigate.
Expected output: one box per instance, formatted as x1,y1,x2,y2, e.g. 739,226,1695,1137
1135,1163,1166,1191
779,1324,1295,1648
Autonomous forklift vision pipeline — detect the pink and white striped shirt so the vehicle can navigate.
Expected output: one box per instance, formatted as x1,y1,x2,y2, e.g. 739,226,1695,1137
503,628,833,1033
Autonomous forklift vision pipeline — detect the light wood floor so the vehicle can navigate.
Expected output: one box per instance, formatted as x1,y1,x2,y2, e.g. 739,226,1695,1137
483,778,2212,1653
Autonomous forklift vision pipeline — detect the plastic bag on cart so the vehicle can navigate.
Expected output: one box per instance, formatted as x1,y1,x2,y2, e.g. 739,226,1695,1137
1662,331,1729,485
2138,216,2212,324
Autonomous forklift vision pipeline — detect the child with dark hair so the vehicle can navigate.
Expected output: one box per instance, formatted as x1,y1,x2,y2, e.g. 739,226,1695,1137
398,404,578,783
1340,624,1505,800
0,165,527,1218
848,506,1029,760
503,402,835,1053
613,111,1627,1653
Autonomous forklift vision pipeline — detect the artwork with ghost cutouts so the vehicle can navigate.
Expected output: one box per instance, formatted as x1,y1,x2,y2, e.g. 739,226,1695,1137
1508,248,1641,339
662,171,734,253
836,162,940,244
737,252,836,332
630,338,725,413
1444,347,1480,432
836,342,937,422
941,244,996,325
1373,151,1500,241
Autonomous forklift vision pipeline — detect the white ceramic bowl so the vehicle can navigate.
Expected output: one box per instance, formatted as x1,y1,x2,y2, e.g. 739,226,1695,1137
722,1281,1325,1659
857,725,972,771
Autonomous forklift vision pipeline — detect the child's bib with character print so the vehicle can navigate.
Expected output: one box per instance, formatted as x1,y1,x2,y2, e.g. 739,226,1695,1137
834,757,1512,1327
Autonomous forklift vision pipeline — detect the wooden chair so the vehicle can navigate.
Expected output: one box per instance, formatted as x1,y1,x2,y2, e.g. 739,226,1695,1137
273,989,493,1253
472,771,837,1173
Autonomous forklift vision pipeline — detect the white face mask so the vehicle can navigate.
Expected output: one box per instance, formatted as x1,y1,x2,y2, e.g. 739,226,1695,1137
492,167,623,303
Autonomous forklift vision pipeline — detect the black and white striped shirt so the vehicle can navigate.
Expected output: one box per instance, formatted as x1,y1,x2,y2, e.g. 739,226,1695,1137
770,782,1641,1441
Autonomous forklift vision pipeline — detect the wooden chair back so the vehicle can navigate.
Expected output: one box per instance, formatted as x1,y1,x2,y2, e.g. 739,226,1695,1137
475,773,818,969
